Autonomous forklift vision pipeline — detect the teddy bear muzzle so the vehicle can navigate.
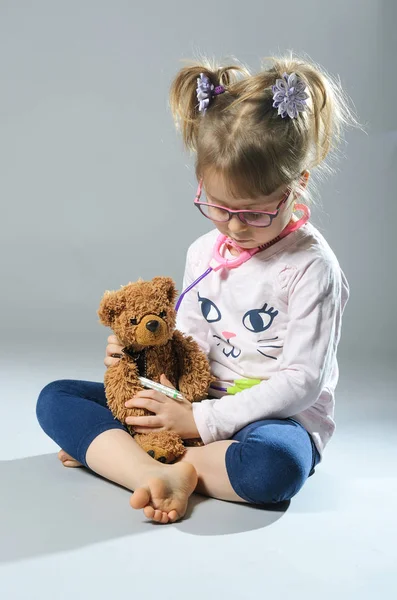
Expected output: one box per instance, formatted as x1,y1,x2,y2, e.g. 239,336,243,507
134,314,169,346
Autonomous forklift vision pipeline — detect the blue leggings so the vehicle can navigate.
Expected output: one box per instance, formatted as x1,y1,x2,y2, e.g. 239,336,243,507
36,379,320,505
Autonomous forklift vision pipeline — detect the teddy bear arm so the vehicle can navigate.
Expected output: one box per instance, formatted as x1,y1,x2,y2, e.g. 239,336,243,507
104,360,144,423
172,331,213,402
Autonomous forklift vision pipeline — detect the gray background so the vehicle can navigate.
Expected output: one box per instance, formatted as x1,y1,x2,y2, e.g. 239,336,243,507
0,1,396,599
0,0,395,362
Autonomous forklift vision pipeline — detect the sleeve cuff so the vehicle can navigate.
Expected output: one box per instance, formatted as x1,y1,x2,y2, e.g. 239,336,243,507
192,401,216,445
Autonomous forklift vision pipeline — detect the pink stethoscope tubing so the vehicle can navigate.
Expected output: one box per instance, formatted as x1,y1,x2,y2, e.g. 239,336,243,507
175,203,310,312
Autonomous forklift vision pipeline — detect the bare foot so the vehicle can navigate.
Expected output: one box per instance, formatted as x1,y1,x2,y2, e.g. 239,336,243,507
58,449,83,468
130,462,197,524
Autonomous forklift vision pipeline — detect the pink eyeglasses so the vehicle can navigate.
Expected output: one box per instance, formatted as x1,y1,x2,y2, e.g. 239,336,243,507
194,179,292,228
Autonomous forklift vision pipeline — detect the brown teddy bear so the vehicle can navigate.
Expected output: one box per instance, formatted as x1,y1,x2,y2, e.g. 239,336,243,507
97,276,212,464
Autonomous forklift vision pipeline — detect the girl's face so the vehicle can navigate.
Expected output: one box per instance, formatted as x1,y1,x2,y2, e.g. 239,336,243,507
202,171,309,249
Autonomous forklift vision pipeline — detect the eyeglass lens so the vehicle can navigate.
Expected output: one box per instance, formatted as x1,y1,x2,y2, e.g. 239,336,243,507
198,203,272,227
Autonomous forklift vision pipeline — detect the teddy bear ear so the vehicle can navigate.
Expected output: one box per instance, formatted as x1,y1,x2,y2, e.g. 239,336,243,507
151,276,177,305
97,290,126,327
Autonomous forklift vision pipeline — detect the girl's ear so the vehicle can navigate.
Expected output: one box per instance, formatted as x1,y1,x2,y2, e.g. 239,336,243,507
300,170,310,188
293,170,310,201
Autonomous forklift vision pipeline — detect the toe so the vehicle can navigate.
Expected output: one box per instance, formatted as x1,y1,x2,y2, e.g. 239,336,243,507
58,450,82,467
143,505,155,520
168,509,179,523
130,487,151,510
153,510,163,522
160,512,169,524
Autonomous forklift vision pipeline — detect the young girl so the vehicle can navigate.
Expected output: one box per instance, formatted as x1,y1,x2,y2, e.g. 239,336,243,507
36,53,356,524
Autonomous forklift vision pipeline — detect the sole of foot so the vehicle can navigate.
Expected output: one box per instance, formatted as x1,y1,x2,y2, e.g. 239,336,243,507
130,462,198,524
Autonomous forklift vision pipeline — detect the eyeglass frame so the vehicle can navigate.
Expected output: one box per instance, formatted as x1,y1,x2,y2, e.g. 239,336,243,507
193,178,292,228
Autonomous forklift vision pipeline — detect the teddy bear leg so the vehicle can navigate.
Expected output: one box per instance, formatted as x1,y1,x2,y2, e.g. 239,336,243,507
134,431,186,464
183,438,204,448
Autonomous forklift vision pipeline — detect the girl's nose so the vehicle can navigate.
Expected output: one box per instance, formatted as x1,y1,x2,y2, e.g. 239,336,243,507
227,214,248,233
222,331,236,340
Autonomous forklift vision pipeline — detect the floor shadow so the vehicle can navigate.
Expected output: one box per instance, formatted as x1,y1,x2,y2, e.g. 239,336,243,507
0,454,147,563
176,493,288,536
0,454,288,562
287,468,350,513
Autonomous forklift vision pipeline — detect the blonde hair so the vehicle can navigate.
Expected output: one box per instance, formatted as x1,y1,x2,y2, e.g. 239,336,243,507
169,51,362,202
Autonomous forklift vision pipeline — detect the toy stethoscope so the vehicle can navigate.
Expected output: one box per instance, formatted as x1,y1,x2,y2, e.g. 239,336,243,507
175,202,311,312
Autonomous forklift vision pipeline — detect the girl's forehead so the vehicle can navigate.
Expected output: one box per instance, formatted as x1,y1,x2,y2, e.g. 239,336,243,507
203,173,283,209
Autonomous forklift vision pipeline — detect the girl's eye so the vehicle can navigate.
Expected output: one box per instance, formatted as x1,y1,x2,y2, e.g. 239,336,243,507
198,293,221,323
130,318,137,325
159,311,166,318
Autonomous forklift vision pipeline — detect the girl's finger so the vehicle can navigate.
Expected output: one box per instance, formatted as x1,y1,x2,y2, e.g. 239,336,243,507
131,427,164,434
125,398,160,412
104,356,121,368
160,374,176,388
107,344,124,357
134,389,166,402
125,415,162,427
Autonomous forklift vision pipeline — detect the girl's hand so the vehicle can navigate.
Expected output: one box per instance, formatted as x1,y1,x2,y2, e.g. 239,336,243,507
104,335,124,368
124,374,200,439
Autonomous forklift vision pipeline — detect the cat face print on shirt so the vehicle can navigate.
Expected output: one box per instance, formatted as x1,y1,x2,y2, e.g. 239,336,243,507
197,292,283,361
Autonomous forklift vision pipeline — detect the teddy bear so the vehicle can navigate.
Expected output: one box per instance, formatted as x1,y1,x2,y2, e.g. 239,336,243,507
97,276,213,464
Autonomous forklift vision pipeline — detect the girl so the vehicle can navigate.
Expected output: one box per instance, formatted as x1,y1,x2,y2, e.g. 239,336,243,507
37,53,357,524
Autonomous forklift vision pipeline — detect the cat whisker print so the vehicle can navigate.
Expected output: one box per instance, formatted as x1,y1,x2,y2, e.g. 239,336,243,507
257,349,282,360
256,336,283,360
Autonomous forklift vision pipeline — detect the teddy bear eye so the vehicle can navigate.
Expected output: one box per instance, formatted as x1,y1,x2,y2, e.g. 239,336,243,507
159,311,166,319
130,318,138,325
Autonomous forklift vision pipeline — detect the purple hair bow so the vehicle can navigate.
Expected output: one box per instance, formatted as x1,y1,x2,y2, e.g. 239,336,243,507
196,73,225,115
272,72,309,119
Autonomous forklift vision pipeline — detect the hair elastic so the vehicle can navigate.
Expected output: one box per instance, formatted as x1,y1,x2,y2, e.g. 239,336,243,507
272,72,309,119
196,73,225,114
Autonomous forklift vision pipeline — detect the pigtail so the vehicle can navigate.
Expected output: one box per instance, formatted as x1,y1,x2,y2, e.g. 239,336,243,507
292,58,361,166
169,57,250,151
227,53,360,166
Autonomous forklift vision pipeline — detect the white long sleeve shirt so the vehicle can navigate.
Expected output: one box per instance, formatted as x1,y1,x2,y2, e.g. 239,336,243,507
176,223,350,457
